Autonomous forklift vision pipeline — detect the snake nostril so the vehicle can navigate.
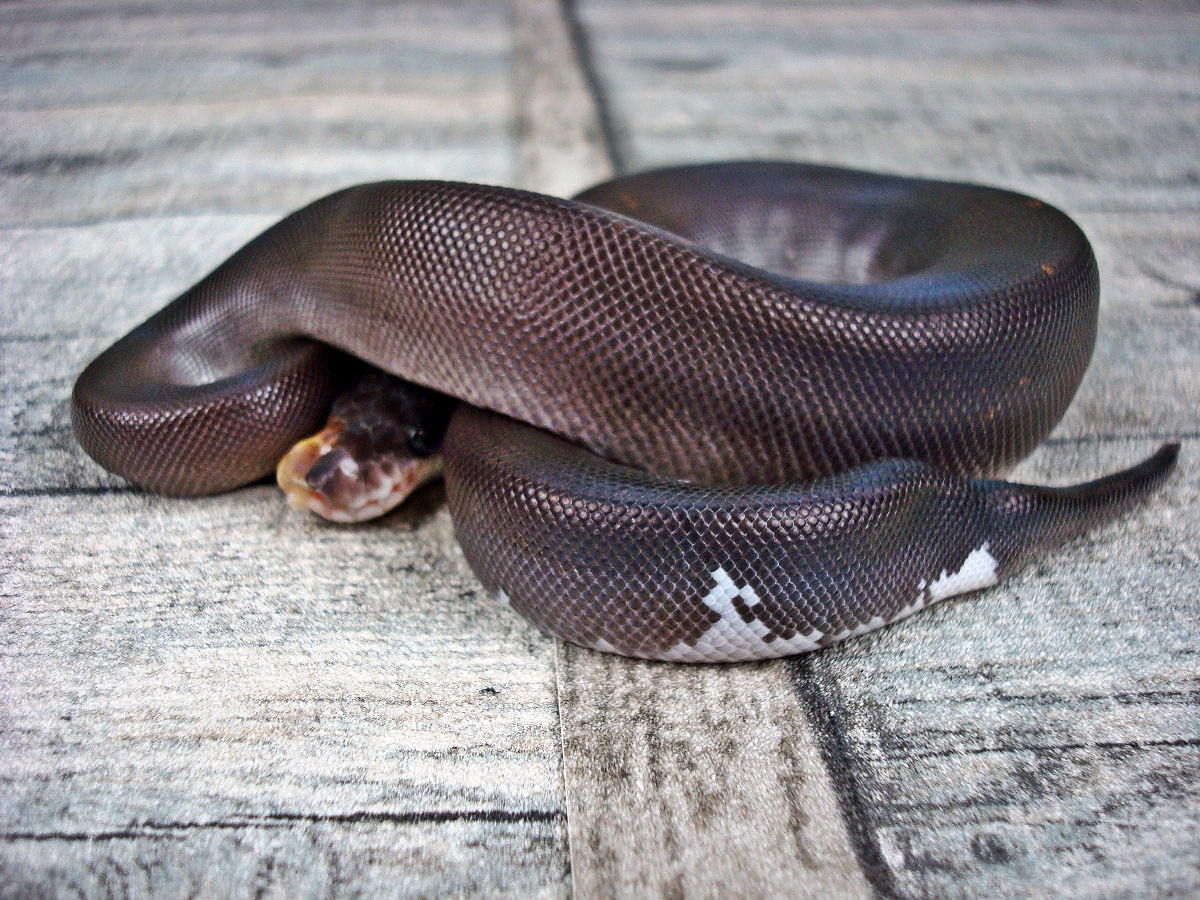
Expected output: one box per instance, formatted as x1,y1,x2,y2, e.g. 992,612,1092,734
304,447,359,497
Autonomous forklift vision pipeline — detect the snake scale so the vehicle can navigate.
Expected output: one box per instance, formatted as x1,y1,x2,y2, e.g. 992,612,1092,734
73,162,1178,661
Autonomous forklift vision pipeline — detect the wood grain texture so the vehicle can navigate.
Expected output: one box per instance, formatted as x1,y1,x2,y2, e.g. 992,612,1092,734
0,489,569,897
513,0,617,195
0,2,570,897
576,2,1200,897
3,1,1198,897
580,2,1200,214
559,649,873,900
0,0,513,227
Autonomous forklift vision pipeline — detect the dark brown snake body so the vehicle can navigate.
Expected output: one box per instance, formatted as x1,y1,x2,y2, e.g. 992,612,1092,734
73,162,1178,661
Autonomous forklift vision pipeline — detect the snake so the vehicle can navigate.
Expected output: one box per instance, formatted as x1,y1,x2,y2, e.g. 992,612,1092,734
72,161,1179,662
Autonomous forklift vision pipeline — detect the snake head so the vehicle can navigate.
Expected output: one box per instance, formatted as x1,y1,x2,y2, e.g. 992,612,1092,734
276,371,455,522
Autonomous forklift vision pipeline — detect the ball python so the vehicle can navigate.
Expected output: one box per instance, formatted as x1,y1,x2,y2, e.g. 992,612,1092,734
72,161,1178,662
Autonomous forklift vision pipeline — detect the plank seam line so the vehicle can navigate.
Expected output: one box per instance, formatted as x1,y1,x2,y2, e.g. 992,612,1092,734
1141,263,1200,298
788,656,901,900
1,332,97,343
0,808,566,843
1044,431,1199,446
0,211,282,231
0,486,135,498
904,736,1200,761
892,688,1200,705
558,0,623,175
553,643,577,899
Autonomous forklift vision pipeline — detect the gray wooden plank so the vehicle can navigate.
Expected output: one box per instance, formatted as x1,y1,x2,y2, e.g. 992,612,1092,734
0,487,569,897
0,95,512,227
1,491,556,824
0,2,508,112
580,2,1200,213
513,0,617,196
1056,212,1200,443
0,820,567,900
576,2,1200,897
0,2,573,896
0,0,513,227
559,649,874,900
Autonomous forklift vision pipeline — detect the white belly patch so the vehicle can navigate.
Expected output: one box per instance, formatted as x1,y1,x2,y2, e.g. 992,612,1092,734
658,567,824,663
650,543,1000,663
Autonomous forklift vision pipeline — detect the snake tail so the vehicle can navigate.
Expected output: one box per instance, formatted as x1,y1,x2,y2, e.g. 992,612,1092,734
446,408,1178,661
978,441,1179,577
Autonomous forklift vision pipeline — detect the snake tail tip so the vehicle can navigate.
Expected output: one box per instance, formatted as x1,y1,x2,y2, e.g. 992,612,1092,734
988,440,1180,577
1061,440,1180,505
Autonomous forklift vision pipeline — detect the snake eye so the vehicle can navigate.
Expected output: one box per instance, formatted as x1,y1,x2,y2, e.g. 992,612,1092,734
406,425,435,457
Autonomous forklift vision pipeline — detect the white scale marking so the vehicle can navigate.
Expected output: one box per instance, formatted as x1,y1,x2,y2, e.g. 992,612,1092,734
877,543,1000,632
647,542,1001,663
926,543,999,601
658,566,823,662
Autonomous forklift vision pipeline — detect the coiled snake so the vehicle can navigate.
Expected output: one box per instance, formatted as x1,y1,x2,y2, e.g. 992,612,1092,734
72,162,1178,661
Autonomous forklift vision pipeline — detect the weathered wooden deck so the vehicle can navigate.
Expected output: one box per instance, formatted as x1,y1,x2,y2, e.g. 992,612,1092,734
1,2,1197,897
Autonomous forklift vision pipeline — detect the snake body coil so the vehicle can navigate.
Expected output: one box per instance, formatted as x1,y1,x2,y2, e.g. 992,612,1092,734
73,162,1178,661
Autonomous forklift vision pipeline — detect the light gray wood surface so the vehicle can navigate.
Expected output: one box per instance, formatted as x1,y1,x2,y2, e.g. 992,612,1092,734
2,2,1197,898
514,0,616,196
1,3,568,897
574,3,1199,898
